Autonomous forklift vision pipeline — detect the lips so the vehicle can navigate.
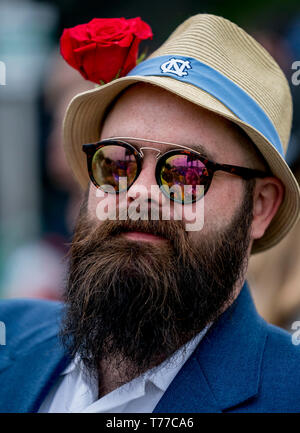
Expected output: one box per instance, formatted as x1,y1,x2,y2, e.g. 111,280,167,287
121,231,167,243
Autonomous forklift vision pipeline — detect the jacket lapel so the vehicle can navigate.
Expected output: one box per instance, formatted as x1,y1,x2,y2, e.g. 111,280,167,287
0,334,70,413
154,282,267,412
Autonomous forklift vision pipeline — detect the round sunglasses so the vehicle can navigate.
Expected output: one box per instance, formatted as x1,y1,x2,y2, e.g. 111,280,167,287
82,137,270,204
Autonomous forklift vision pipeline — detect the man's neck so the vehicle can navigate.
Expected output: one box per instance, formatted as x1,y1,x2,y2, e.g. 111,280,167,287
97,354,165,399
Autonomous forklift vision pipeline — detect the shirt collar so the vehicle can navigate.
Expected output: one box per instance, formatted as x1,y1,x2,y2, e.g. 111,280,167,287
144,324,211,392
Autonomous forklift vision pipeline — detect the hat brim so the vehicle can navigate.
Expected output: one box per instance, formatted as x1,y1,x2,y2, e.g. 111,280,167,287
63,74,300,254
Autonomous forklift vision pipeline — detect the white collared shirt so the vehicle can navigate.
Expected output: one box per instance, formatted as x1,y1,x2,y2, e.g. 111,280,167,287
39,326,210,413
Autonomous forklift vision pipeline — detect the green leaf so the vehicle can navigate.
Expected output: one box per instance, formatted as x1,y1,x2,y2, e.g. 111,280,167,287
114,69,121,80
137,51,147,65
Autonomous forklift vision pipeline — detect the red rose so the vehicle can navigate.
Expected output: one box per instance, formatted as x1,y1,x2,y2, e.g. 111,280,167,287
60,17,153,84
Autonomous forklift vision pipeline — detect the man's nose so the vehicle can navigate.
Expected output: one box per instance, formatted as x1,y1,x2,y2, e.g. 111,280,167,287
126,152,168,209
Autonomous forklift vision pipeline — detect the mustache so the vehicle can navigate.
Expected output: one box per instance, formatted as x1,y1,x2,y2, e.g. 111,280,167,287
72,212,192,256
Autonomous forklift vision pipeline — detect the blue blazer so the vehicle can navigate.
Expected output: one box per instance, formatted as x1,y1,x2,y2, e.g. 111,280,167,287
0,282,300,413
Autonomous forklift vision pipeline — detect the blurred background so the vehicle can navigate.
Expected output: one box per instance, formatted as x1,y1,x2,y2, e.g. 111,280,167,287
0,0,299,330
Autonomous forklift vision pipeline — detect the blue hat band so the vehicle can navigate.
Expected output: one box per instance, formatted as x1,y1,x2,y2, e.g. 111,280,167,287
127,55,284,157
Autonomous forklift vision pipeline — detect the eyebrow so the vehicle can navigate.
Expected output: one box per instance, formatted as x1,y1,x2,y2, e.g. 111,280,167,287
185,143,215,161
108,136,215,161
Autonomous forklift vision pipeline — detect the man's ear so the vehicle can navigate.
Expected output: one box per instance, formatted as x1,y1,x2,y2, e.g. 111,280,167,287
251,177,284,240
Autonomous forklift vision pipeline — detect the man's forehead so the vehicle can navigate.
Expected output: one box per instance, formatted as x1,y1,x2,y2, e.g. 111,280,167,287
106,82,206,116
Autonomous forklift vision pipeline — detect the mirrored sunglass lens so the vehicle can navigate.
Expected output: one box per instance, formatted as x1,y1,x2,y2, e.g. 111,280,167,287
160,153,208,203
92,144,137,192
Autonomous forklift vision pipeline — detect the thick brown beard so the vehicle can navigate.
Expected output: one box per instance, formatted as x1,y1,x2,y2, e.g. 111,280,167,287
60,181,254,383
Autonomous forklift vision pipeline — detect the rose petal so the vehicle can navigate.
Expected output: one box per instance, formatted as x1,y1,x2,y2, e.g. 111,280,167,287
68,23,90,42
121,37,140,76
60,29,79,69
128,17,153,40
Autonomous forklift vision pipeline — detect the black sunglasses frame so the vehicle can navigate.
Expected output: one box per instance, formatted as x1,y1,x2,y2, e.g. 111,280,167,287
82,139,270,204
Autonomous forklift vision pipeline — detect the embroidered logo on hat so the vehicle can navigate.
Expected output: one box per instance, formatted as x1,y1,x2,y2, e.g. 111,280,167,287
160,58,192,77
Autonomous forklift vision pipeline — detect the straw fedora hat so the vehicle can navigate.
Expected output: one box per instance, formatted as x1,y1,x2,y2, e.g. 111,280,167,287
63,13,300,254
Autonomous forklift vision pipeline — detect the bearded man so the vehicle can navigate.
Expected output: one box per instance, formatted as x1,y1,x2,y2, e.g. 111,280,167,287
1,14,300,413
